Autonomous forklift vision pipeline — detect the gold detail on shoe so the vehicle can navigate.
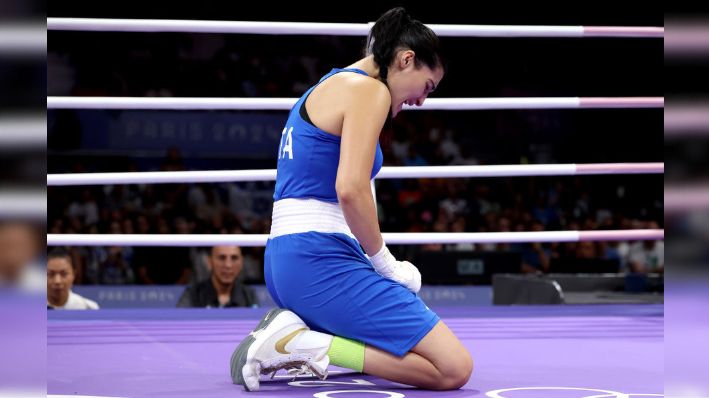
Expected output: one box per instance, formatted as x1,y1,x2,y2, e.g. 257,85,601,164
275,328,307,354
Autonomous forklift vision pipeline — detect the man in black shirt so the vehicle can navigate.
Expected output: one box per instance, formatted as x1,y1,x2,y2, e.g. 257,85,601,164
177,246,257,308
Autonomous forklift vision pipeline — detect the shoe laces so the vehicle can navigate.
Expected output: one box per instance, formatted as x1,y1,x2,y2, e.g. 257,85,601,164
263,362,328,382
286,364,312,380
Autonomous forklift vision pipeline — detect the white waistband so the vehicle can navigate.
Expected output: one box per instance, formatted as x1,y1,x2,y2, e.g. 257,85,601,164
270,198,355,239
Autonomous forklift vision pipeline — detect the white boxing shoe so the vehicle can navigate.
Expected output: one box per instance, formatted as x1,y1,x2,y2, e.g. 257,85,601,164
230,308,331,391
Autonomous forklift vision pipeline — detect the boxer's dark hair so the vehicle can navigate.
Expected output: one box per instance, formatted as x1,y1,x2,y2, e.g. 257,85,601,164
365,7,447,82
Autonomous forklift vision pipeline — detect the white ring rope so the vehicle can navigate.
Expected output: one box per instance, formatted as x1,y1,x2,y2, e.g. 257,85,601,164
46,18,664,38
47,229,664,247
47,163,663,186
46,96,664,110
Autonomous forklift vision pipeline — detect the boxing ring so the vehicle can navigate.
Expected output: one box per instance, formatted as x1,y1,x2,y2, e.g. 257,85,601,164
48,305,663,398
47,17,663,398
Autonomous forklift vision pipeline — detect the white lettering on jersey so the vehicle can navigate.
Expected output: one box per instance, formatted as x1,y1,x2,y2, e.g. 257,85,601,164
278,127,287,157
280,126,294,159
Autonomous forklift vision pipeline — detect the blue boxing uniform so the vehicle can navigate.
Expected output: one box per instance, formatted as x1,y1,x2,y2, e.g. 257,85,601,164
265,67,439,357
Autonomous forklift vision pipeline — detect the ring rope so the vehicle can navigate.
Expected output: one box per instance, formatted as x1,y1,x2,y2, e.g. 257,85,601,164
46,96,664,110
47,229,664,247
47,163,663,186
46,18,664,38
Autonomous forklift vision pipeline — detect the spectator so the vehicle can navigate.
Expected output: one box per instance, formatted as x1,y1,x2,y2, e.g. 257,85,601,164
519,221,551,273
403,146,428,166
439,181,468,220
47,247,99,310
98,247,135,285
177,246,257,308
421,218,447,252
161,146,186,171
439,129,462,164
67,189,99,228
448,216,474,252
397,179,422,208
575,241,598,259
627,240,664,274
493,216,512,252
600,240,629,270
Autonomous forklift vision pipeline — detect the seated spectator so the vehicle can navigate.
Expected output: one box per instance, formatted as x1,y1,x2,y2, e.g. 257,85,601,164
627,240,664,274
47,247,99,310
98,246,135,285
519,221,551,273
520,242,551,274
177,246,256,308
575,241,598,259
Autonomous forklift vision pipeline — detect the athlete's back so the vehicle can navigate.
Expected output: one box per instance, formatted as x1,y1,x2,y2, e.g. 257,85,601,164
273,68,383,203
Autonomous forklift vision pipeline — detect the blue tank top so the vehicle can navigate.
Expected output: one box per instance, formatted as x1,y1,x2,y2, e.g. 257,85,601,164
273,68,384,203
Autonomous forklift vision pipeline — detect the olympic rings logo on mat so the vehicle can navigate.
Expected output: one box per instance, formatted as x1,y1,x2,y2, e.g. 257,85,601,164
485,386,664,398
314,391,404,398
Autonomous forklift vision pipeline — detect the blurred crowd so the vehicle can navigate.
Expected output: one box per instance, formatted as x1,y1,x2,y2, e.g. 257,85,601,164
48,33,354,99
47,138,663,286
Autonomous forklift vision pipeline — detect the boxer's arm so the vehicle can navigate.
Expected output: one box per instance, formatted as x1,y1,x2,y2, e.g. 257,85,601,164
336,79,390,256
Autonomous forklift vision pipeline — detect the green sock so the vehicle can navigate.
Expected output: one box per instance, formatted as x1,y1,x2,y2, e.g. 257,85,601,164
327,336,365,372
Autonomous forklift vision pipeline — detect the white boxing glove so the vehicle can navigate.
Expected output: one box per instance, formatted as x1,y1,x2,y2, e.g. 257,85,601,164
367,243,422,293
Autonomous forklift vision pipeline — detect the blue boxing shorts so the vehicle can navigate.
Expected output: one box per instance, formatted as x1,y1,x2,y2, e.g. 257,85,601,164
264,231,440,357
